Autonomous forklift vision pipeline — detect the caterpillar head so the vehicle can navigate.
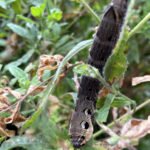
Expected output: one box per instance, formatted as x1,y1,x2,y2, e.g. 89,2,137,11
69,100,95,148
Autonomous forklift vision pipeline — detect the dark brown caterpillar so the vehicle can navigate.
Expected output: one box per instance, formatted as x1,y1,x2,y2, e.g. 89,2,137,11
69,0,129,148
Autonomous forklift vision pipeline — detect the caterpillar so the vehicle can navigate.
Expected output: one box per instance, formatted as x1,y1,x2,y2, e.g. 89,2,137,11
69,0,129,148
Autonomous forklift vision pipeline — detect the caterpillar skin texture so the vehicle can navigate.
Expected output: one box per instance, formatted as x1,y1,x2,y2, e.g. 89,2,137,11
69,76,100,148
88,0,129,74
69,0,129,148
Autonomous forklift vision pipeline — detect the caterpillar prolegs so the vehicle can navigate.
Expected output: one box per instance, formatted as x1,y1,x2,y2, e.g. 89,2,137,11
69,0,129,148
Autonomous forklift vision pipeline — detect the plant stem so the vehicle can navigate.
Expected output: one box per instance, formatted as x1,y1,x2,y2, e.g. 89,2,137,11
80,0,100,23
96,121,120,138
128,13,150,39
93,99,150,138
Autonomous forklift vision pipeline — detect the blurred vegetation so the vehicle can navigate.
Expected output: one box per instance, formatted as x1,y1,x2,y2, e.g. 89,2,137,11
0,0,150,150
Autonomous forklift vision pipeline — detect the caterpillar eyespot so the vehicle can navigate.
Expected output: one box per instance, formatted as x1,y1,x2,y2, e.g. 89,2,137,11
81,121,89,129
84,109,92,116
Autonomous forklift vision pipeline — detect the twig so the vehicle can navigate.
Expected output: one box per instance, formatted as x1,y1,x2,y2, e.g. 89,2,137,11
128,13,150,39
80,0,100,23
93,99,150,138
96,121,120,138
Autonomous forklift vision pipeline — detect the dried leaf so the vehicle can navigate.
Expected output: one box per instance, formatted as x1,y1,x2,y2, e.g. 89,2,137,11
37,54,64,80
0,119,15,137
121,116,150,139
4,102,26,124
132,75,150,86
4,87,22,99
27,85,46,95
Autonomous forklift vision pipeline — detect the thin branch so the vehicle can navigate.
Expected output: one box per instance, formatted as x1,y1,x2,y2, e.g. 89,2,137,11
80,0,100,23
96,121,120,138
128,13,150,39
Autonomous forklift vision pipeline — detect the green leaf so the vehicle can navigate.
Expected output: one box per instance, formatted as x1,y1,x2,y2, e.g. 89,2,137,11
5,49,34,68
21,108,42,132
0,136,43,150
111,97,133,108
0,0,15,9
7,65,30,88
97,94,115,123
17,15,36,24
0,39,6,46
48,8,63,21
104,52,128,82
0,136,32,150
30,3,45,17
12,0,22,14
30,75,41,86
73,63,99,78
7,23,33,40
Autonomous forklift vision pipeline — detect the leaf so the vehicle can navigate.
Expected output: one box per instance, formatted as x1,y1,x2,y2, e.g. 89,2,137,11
5,49,34,68
115,116,150,149
21,108,42,132
17,15,36,24
132,75,150,86
121,117,150,138
0,0,15,9
111,97,132,108
0,136,42,150
104,52,128,82
7,23,33,40
97,94,115,123
30,3,45,17
12,0,22,14
7,65,30,88
48,8,63,21
73,63,99,78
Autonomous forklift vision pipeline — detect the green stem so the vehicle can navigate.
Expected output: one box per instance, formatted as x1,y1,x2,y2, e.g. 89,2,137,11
80,0,100,23
93,99,150,138
128,13,150,39
96,121,120,138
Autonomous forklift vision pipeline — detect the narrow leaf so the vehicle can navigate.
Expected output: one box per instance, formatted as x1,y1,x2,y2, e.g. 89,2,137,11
7,23,33,40
97,94,115,122
7,65,30,88
73,63,99,78
111,97,132,108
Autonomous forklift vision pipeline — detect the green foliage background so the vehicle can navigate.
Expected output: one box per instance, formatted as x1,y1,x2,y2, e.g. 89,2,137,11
0,0,150,149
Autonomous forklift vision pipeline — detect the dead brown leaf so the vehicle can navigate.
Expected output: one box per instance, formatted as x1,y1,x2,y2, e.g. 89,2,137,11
98,87,111,98
27,85,46,95
37,54,64,80
0,33,19,62
0,118,15,137
121,116,150,139
0,87,26,137
111,116,150,149
132,75,150,86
